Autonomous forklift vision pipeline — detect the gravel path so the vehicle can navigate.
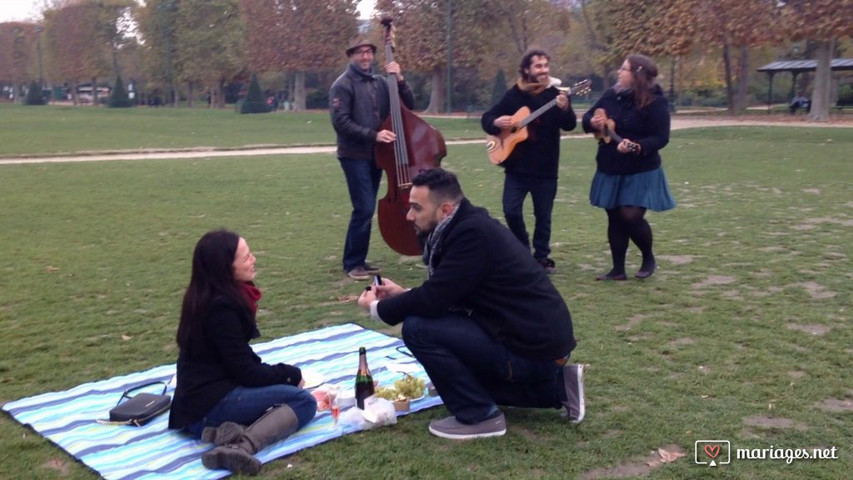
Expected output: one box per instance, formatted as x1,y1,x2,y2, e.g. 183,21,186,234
1,116,849,165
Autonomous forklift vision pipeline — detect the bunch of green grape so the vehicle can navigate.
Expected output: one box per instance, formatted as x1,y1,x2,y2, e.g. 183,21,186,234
374,386,399,400
394,374,425,399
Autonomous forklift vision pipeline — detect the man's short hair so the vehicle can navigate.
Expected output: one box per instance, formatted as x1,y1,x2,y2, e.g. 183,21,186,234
412,168,463,204
519,49,549,77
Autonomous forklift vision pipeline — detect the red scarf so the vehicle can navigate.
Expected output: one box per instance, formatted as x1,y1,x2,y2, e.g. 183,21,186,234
240,282,263,314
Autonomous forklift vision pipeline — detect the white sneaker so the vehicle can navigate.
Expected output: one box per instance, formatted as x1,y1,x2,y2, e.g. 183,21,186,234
562,364,585,423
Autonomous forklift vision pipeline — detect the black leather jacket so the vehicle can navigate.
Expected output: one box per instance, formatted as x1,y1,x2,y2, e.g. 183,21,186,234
329,63,415,161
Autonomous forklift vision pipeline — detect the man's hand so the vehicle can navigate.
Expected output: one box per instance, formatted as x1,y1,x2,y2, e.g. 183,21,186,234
357,286,377,312
555,92,570,110
357,277,407,313
376,129,397,143
385,61,404,83
373,277,406,299
493,115,514,130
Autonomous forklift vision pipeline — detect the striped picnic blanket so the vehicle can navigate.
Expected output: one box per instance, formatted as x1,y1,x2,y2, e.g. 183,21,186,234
2,323,443,479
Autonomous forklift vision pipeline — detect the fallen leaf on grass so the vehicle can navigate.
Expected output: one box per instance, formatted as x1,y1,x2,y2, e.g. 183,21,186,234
338,295,359,303
121,334,132,341
45,266,60,272
646,446,686,467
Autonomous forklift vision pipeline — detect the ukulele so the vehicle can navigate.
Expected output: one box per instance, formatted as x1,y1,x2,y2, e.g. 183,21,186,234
592,108,639,153
486,79,591,165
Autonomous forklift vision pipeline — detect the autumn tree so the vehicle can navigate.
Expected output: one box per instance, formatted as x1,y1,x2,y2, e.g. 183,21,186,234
134,0,179,105
0,22,38,102
691,0,782,113
43,0,131,105
44,3,108,104
374,0,512,113
174,0,245,108
780,0,853,121
240,0,358,111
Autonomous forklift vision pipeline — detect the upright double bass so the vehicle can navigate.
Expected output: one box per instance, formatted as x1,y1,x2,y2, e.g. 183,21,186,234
375,17,446,256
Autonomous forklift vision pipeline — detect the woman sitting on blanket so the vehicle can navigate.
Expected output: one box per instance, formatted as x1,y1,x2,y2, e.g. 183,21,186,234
168,229,317,475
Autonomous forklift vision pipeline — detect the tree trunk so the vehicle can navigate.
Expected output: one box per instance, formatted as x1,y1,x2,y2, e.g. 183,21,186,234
217,79,226,109
70,80,78,105
293,71,305,111
734,45,749,113
187,81,194,108
808,39,833,123
425,67,444,114
722,42,735,114
92,76,99,105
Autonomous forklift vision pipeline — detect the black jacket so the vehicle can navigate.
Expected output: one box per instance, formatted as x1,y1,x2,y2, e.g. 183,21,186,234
481,85,577,178
329,63,415,161
168,296,302,429
376,199,575,362
581,85,670,175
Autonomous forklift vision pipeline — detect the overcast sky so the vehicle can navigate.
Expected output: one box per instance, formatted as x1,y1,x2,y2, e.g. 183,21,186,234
0,0,376,23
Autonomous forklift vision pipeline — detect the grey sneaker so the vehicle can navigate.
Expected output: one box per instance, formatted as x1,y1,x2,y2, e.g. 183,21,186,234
428,412,506,439
346,266,370,280
562,364,585,423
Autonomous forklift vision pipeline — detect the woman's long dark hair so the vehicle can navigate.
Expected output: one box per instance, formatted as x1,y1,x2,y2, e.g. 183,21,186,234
627,54,659,110
176,229,250,350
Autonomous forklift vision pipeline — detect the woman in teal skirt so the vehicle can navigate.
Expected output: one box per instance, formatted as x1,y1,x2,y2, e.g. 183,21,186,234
581,54,675,280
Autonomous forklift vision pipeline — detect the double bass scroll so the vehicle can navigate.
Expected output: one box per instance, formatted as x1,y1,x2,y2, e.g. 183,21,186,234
375,17,446,256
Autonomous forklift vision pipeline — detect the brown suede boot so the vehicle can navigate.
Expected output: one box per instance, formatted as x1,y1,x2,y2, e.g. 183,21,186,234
201,405,300,476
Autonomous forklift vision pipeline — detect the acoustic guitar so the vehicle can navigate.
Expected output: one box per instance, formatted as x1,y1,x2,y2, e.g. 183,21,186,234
592,108,639,153
486,79,591,165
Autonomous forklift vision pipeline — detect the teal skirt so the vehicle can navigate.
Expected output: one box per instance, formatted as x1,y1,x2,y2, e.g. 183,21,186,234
589,167,676,211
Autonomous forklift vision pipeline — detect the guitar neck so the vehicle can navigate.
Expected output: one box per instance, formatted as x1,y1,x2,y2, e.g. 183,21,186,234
519,96,559,128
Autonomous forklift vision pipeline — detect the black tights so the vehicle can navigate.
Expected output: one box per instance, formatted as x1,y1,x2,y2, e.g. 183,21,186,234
604,206,655,276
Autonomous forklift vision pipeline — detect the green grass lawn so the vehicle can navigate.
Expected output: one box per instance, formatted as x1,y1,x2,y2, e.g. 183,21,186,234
0,104,485,156
0,106,850,479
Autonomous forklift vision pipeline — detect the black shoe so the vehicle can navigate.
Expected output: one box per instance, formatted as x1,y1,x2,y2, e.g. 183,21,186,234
362,262,381,274
596,272,626,281
537,257,556,274
635,262,656,279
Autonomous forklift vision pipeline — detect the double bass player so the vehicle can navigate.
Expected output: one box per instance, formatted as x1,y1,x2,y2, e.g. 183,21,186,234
329,35,415,281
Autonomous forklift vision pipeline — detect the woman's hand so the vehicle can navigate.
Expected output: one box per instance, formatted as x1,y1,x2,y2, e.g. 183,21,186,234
590,111,606,130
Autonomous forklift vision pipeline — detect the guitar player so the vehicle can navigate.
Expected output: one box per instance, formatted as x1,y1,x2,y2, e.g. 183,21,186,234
481,49,577,274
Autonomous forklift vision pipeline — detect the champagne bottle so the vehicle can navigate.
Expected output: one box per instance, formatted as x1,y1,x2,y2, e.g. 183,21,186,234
354,346,374,409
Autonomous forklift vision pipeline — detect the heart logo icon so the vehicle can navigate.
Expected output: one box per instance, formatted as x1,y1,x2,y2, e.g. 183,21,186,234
704,444,720,459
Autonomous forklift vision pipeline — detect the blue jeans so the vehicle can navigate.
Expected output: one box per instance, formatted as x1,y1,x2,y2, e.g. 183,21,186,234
339,157,383,272
502,173,558,260
402,314,562,424
185,385,317,438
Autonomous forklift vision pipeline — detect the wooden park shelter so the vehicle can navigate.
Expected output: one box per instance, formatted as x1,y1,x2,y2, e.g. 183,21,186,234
757,58,853,109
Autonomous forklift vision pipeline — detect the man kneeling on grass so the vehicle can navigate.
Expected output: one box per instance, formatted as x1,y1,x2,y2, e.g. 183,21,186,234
357,168,585,439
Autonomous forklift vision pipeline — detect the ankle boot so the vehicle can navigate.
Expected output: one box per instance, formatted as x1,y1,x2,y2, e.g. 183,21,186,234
201,422,246,446
201,405,300,475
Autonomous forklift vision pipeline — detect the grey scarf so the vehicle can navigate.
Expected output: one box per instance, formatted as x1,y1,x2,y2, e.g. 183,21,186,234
422,203,460,277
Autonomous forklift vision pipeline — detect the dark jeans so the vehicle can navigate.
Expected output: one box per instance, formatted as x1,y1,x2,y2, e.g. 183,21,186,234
339,157,382,272
186,385,317,438
402,314,562,424
502,173,558,260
